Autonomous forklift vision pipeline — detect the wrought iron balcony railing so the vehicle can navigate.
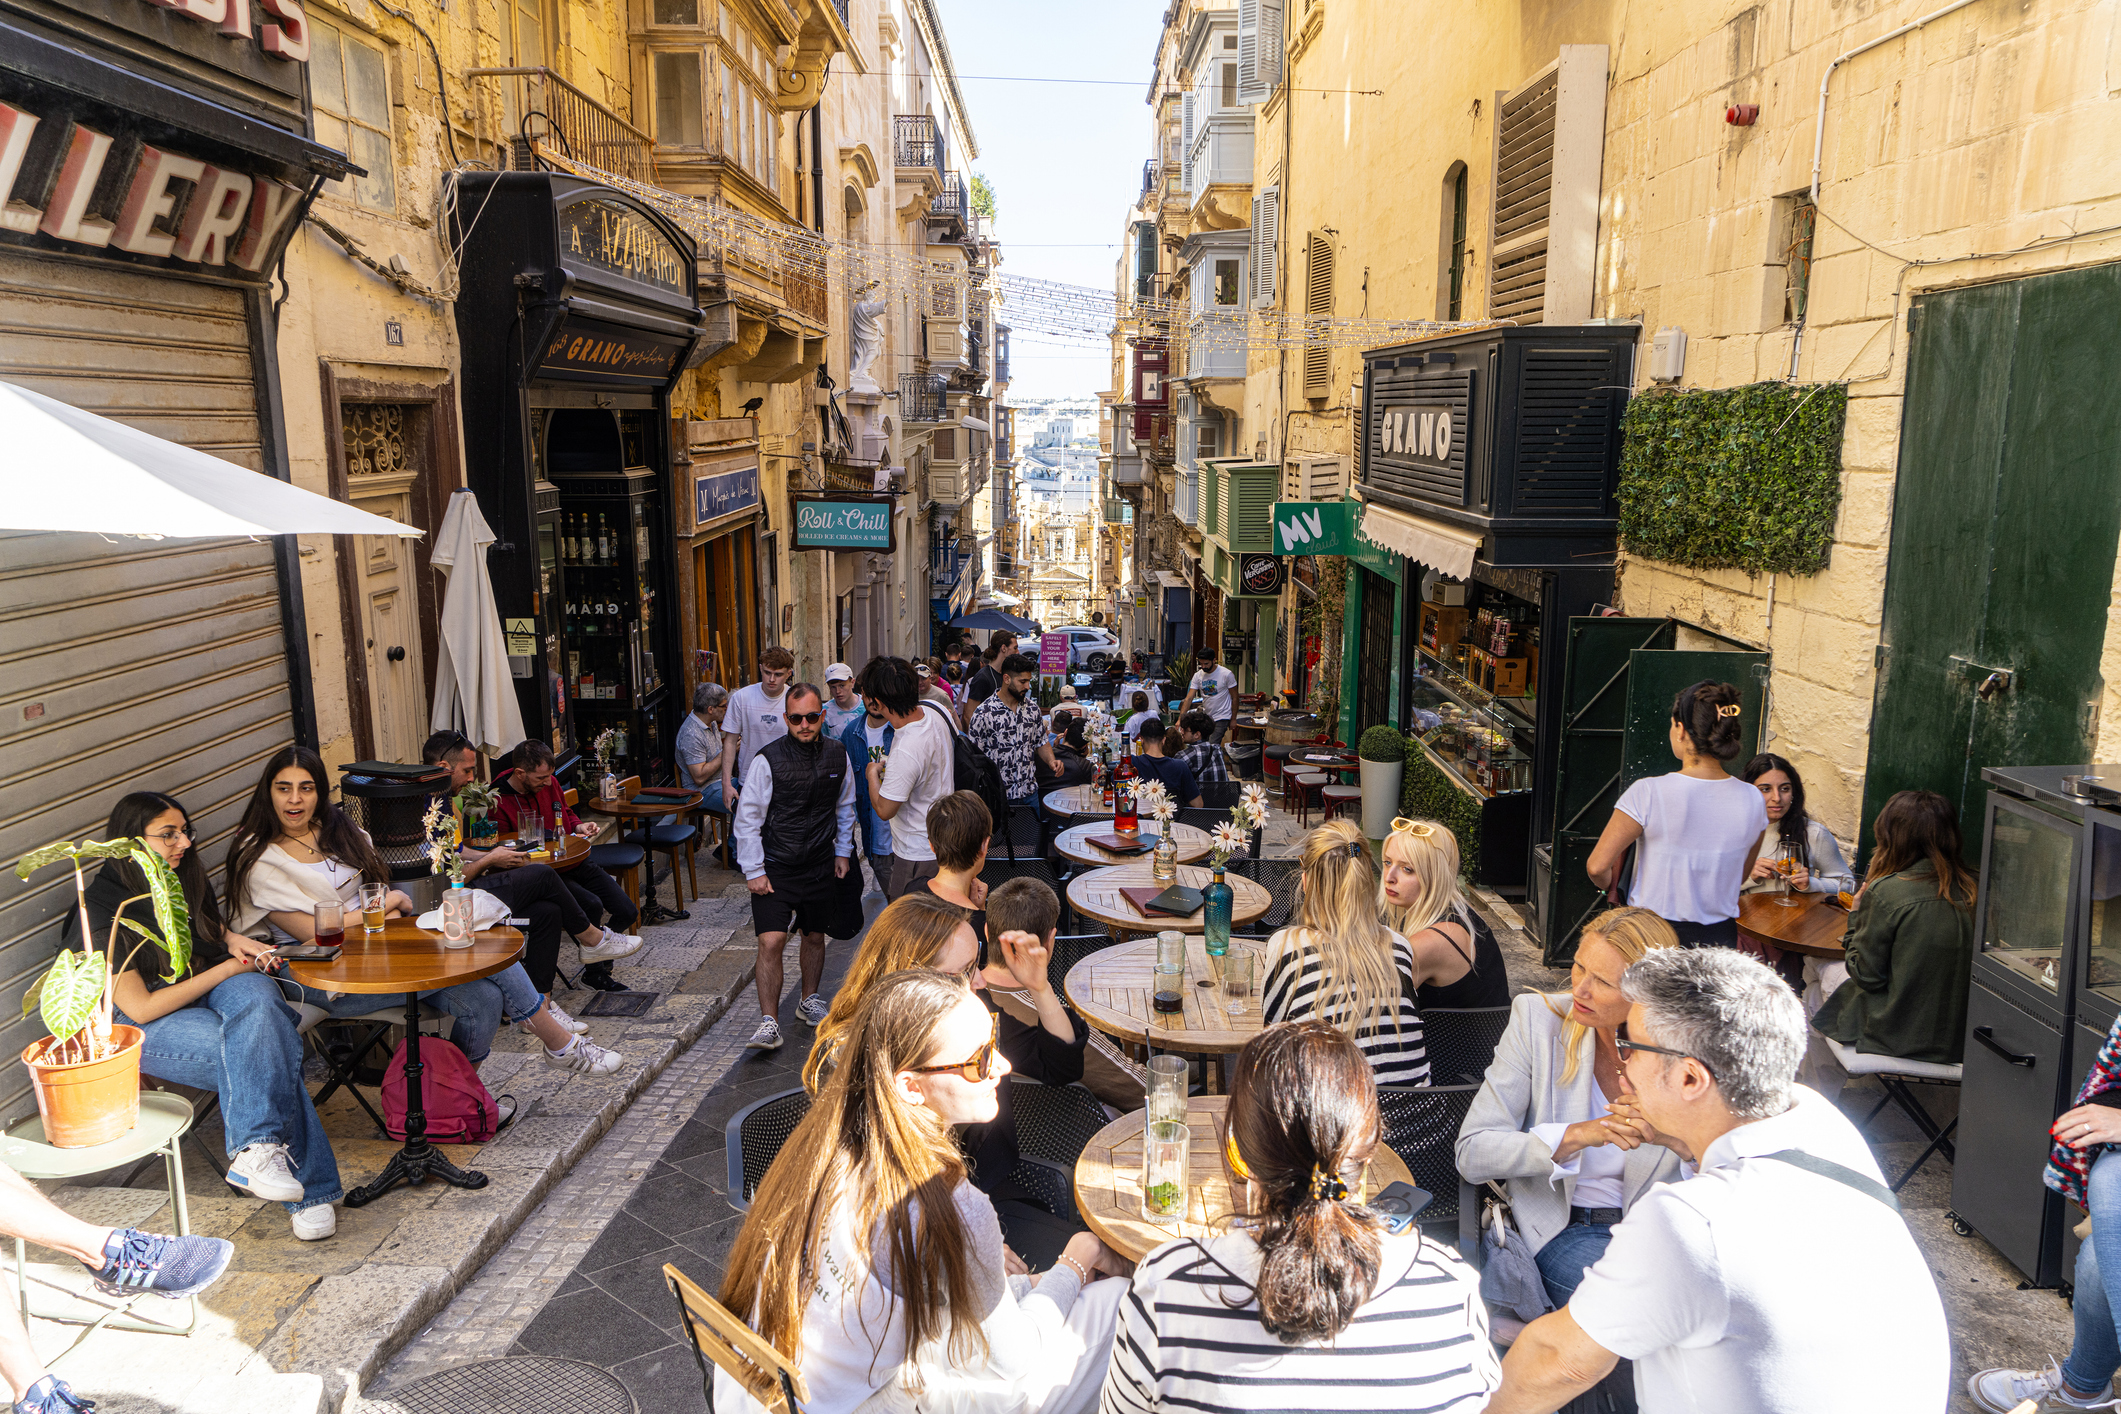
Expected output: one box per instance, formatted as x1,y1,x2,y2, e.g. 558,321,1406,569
899,373,947,423
468,67,658,185
894,114,942,172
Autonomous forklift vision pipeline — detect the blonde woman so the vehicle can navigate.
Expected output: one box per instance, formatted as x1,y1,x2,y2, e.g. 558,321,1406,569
1261,818,1428,1086
1454,907,1687,1311
1380,818,1510,1010
803,892,978,1094
718,969,1124,1414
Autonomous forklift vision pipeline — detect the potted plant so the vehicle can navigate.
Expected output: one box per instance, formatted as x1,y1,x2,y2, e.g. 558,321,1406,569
457,780,500,847
1358,724,1407,842
13,838,192,1147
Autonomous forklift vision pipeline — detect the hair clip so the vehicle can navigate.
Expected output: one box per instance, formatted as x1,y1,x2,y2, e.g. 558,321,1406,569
1225,1136,1253,1181
1717,704,1742,718
1343,842,1368,863
1308,1164,1350,1203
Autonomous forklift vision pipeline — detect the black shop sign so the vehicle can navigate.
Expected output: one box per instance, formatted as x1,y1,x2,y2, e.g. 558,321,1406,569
1239,553,1285,595
535,315,689,386
1376,404,1457,471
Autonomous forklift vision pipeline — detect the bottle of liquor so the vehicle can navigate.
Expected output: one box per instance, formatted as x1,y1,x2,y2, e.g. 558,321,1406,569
1099,749,1115,810
597,514,613,565
1114,775,1138,834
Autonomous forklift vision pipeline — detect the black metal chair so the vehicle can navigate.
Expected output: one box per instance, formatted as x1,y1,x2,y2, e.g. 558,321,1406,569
724,1086,813,1212
1228,856,1302,931
1376,1082,1482,1261
1009,1158,1077,1218
1008,1077,1111,1166
979,855,1077,931
1199,780,1245,810
992,800,1043,860
1419,1005,1513,1087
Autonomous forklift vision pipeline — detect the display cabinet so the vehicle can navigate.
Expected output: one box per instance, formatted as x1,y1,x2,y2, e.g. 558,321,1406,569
1406,651,1533,884
549,460,672,784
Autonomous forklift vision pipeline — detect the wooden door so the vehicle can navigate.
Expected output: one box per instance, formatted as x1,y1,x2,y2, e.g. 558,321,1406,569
1863,266,2121,857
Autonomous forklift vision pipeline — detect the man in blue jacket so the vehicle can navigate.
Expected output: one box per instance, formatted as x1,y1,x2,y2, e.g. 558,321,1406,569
839,662,896,895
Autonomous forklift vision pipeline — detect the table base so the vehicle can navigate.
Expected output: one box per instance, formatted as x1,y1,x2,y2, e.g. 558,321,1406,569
343,993,489,1207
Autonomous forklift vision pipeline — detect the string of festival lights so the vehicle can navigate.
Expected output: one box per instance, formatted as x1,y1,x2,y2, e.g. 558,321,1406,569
532,150,1497,353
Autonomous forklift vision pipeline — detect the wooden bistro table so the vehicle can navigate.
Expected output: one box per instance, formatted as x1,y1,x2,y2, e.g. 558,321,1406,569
494,832,589,872
285,918,524,1206
1736,890,1849,959
577,787,703,924
1054,821,1214,870
1063,928,1270,1092
1073,1095,1417,1262
1066,862,1271,942
1044,784,1113,818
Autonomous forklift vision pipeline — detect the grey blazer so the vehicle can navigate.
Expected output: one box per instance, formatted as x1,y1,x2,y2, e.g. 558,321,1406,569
1455,992,1685,1256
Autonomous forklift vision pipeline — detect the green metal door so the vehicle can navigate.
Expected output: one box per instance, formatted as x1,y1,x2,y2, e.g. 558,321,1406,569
1620,650,1768,787
1863,265,2121,858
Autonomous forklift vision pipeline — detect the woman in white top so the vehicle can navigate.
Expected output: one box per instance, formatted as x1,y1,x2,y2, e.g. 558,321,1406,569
1262,819,1428,1087
1102,1021,1497,1413
1455,907,1687,1313
1737,752,1856,898
1585,679,1768,949
717,968,1125,1414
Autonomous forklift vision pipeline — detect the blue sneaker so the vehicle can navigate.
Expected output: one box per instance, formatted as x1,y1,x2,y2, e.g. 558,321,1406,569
12,1375,93,1412
89,1228,234,1299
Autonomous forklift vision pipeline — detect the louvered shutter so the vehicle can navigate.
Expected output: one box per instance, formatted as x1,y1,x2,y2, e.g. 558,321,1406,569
1248,195,1263,296
1489,50,1606,325
1181,92,1197,192
1302,231,1333,398
1237,0,1260,102
1258,0,1284,93
1254,188,1278,306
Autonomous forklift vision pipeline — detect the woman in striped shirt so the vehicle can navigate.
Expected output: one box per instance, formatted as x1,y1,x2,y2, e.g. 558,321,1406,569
1098,1021,1498,1413
1261,818,1430,1086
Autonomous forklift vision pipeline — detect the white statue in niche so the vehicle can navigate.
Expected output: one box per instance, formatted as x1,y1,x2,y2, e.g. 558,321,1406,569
848,280,885,393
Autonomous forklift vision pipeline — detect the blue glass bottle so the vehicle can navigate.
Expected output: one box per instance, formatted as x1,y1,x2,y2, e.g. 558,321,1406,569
1204,865,1233,958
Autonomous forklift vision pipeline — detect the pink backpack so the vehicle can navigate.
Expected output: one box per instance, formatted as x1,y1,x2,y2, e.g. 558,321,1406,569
382,1038,502,1142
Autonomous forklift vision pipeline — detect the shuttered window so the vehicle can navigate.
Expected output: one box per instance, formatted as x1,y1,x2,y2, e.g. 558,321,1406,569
1303,231,1334,399
1491,69,1555,324
1181,93,1197,191
1237,0,1283,104
1250,187,1279,308
1489,49,1609,325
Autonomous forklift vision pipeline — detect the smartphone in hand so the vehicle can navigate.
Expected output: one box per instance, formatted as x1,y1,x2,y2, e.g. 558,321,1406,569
1368,1180,1434,1234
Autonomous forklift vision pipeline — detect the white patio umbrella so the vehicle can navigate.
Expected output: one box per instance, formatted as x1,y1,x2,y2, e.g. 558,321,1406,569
0,380,419,538
428,489,526,757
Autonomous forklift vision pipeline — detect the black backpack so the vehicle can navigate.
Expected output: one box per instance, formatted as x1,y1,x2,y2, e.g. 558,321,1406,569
920,702,1015,859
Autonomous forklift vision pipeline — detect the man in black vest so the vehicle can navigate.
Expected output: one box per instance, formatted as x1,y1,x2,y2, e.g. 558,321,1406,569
732,682,861,1051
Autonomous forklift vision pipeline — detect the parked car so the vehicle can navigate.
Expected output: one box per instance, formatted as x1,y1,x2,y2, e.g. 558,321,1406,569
1054,625,1120,669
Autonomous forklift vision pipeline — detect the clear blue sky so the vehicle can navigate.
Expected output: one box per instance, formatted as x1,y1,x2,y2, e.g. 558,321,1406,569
932,0,1162,402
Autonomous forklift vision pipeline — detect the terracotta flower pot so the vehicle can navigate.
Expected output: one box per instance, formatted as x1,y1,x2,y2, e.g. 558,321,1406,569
23,1025,144,1148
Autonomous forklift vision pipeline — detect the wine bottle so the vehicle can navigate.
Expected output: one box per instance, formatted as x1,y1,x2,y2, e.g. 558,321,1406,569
597,514,611,565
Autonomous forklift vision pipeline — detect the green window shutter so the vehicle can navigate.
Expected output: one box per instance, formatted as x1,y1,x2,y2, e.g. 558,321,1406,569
1203,463,1222,537
1231,467,1276,551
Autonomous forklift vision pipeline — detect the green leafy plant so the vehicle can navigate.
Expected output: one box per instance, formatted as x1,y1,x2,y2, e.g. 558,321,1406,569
1401,734,1480,881
1167,650,1195,688
1615,381,1849,574
1359,725,1406,763
14,838,191,1063
970,174,998,224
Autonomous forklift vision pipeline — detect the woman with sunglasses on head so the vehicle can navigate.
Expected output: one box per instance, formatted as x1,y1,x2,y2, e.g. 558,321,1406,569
1102,1020,1496,1413
719,969,1125,1414
1456,907,1686,1316
75,792,346,1240
1380,816,1510,1009
1585,680,1767,949
1738,753,1855,898
1262,818,1429,1086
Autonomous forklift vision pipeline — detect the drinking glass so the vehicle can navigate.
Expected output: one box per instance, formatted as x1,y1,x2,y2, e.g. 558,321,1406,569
358,882,387,935
1775,839,1805,908
312,900,344,950
520,816,546,858
1153,930,1185,1015
1220,948,1255,1017
1147,1054,1189,1125
1142,1120,1190,1223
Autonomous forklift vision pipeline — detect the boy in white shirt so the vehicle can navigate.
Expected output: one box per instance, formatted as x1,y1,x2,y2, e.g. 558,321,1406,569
720,646,794,811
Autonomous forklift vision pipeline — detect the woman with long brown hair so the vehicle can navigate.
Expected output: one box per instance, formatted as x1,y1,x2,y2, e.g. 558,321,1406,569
718,969,1123,1414
1101,1021,1496,1412
1813,789,1976,1065
802,891,979,1093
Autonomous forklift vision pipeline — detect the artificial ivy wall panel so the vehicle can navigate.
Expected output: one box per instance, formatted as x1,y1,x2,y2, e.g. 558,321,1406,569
1615,381,1849,575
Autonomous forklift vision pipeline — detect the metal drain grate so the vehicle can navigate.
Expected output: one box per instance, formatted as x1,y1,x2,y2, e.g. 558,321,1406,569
578,990,659,1018
369,1357,635,1414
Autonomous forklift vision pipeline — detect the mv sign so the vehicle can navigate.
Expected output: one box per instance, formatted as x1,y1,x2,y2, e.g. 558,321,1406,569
1271,500,1353,556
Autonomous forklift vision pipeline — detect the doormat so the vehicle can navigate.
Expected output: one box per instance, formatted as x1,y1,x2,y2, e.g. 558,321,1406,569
363,1357,632,1414
577,990,659,1018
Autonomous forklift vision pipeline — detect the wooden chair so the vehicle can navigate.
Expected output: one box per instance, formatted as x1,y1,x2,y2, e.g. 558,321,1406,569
664,1263,810,1414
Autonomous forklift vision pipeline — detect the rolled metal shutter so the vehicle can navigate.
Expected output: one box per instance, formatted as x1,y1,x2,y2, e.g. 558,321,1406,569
0,249,292,1122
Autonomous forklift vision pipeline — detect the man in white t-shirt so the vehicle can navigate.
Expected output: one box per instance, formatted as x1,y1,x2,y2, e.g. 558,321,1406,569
1487,948,1949,1414
1178,646,1238,742
822,662,864,736
860,655,957,900
720,646,794,812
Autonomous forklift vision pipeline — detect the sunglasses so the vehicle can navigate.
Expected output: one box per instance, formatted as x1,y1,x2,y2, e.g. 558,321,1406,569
786,712,823,725
1389,817,1440,838
911,1012,1001,1083
1615,1021,1716,1079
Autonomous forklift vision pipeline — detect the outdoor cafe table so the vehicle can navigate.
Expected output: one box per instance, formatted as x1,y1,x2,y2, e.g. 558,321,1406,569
1044,784,1113,818
577,786,703,924
492,831,589,872
1072,1094,1417,1263
1735,890,1849,960
284,918,523,1206
1053,821,1214,870
1062,928,1271,1092
1065,861,1272,941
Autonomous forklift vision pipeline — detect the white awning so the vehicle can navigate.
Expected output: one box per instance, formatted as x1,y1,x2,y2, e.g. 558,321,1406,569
1358,503,1483,579
961,416,993,433
1152,570,1190,589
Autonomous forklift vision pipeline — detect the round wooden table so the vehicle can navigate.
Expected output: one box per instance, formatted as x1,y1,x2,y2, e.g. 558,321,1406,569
1066,861,1271,941
285,917,523,1206
577,789,702,923
1072,1095,1417,1262
1045,784,1113,818
1063,930,1271,1091
494,832,590,871
1736,890,1849,959
1054,822,1214,870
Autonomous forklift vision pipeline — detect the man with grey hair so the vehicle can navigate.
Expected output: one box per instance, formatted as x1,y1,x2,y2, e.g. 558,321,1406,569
677,681,731,806
1488,947,1948,1414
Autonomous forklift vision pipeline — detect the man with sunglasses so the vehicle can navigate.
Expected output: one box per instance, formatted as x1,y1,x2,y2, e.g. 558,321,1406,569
1489,947,1948,1414
732,682,862,1051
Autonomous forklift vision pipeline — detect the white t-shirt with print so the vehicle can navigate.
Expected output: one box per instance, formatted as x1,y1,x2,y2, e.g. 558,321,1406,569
725,681,790,784
877,703,955,861
1189,665,1237,721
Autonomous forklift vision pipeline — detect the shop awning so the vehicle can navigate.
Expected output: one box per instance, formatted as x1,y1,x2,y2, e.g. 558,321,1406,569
1151,570,1190,590
1358,503,1483,579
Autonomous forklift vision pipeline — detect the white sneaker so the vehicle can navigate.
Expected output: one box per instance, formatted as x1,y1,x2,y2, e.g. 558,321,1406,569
544,997,590,1033
578,928,644,963
796,993,831,1026
289,1204,336,1242
544,1037,623,1076
1969,1360,2110,1413
747,1016,784,1050
225,1144,305,1203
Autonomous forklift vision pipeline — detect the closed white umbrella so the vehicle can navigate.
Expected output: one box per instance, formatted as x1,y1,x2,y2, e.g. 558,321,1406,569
428,490,526,757
0,380,418,538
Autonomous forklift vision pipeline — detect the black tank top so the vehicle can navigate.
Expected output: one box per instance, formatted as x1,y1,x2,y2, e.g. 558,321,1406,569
1414,910,1511,1010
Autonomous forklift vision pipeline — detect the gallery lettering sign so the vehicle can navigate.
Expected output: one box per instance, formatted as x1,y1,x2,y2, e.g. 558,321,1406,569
558,193,689,298
792,493,897,551
535,315,688,386
1376,404,1455,470
0,100,306,275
